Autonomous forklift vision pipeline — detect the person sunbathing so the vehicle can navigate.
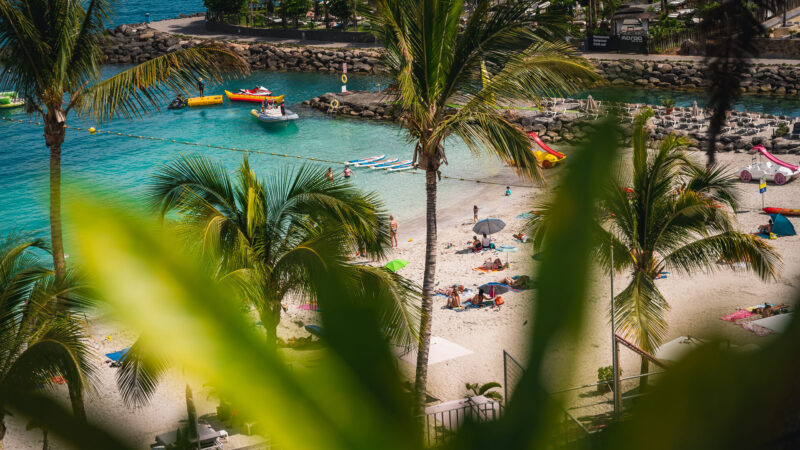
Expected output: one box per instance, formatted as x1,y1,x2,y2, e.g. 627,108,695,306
481,258,503,271
500,275,530,289
757,219,773,234
447,291,462,308
436,285,465,297
469,290,488,305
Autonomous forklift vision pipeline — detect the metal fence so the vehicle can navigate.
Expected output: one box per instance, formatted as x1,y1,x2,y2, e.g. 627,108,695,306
648,28,699,54
422,398,503,447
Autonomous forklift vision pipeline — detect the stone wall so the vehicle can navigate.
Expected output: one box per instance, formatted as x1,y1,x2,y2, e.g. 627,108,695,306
205,21,378,44
592,58,800,96
102,24,384,73
679,37,800,60
305,91,800,155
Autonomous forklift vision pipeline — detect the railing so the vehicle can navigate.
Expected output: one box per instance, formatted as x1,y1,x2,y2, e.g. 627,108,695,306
422,398,503,447
647,27,699,53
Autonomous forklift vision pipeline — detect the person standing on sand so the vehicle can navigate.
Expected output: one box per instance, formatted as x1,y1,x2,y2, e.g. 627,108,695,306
325,167,335,182
197,77,205,97
390,215,399,247
473,205,479,223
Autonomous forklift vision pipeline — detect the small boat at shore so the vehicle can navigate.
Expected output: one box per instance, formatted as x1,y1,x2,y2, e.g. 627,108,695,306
763,207,800,217
0,91,24,109
250,108,299,123
226,90,284,103
373,160,411,169
347,155,385,165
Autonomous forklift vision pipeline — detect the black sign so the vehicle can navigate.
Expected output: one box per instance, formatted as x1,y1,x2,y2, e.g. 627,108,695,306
586,34,649,54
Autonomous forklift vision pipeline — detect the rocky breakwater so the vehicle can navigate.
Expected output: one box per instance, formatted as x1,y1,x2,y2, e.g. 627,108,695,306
102,23,384,74
592,58,800,96
306,91,800,155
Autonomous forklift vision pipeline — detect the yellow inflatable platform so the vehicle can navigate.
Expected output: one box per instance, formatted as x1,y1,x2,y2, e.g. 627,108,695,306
187,95,223,106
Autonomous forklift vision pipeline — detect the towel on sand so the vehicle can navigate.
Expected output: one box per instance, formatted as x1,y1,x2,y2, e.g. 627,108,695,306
721,309,754,322
473,267,505,273
741,321,773,336
298,303,320,311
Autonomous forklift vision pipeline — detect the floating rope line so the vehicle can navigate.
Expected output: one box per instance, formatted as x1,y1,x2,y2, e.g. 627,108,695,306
0,116,537,188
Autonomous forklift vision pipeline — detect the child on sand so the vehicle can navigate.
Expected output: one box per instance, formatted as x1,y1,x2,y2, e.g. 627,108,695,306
505,186,511,196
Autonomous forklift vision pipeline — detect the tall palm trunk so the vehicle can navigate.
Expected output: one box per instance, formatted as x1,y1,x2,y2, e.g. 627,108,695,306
42,429,49,450
44,108,67,285
260,303,281,344
413,168,438,415
324,1,330,29
639,358,649,391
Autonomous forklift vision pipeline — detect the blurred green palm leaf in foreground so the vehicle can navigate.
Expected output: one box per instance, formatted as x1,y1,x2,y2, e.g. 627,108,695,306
4,123,799,449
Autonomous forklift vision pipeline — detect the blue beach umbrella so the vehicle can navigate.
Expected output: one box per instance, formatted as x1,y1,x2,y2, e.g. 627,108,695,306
473,218,506,235
768,213,797,236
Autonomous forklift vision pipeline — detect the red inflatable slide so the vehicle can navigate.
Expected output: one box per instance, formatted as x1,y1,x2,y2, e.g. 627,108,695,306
528,131,565,159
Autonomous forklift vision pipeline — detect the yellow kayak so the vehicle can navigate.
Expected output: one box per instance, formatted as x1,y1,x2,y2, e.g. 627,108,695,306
187,95,223,106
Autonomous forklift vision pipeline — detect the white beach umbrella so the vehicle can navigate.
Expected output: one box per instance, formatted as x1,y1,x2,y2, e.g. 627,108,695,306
751,313,793,334
654,336,708,363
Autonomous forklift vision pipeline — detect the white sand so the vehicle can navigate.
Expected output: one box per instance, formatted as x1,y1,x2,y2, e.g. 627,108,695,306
5,150,800,449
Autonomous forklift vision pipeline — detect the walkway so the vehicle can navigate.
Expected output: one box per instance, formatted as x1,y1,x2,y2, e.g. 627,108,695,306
148,16,381,49
583,52,800,65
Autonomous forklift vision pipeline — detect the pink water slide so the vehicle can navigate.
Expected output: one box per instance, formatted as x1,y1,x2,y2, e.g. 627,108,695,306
528,131,565,159
754,145,799,171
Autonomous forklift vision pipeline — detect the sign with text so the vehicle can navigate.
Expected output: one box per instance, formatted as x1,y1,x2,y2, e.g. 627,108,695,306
586,34,649,54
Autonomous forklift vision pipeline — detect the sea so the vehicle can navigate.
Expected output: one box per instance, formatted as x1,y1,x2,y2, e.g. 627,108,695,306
112,0,205,25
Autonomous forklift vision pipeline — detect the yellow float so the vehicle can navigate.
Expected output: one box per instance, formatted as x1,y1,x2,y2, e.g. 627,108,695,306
341,74,348,84
187,95,223,107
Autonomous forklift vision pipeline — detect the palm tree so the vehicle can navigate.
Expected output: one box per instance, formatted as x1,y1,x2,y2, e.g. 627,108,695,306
0,233,95,446
532,110,781,387
148,155,420,345
0,0,249,289
371,0,600,412
108,156,419,410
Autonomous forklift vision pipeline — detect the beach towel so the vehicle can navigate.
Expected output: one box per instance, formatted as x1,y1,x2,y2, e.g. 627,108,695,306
517,212,534,219
298,303,320,311
497,245,519,252
721,309,755,322
105,348,130,362
485,282,522,293
473,267,506,273
741,321,774,337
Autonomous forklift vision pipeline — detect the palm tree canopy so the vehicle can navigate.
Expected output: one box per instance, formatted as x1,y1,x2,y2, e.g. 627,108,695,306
0,0,248,119
0,233,96,401
529,109,781,352
372,0,601,179
148,156,421,343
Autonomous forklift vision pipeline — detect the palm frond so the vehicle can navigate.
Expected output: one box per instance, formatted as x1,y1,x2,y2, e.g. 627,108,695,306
115,338,170,408
613,271,669,353
76,44,249,121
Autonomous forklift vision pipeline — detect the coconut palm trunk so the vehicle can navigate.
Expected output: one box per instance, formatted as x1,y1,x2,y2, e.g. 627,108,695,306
44,109,67,284
413,167,438,409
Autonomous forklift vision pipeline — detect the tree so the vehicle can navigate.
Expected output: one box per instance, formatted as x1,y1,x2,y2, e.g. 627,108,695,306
204,0,249,21
0,0,248,303
328,0,358,28
280,0,313,28
372,0,599,414
0,234,94,446
531,109,781,388
148,156,420,345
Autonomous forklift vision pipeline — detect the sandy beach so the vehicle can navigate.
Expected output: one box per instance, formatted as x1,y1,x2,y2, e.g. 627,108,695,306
5,149,800,449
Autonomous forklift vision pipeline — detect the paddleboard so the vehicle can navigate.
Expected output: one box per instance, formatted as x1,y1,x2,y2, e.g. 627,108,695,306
346,155,385,165
373,160,412,169
356,158,397,167
763,207,800,217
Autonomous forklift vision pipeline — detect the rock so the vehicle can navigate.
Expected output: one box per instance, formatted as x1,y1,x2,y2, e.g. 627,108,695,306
138,32,155,40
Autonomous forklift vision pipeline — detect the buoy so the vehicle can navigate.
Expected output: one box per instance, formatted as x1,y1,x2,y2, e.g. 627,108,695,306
330,99,339,109
341,74,348,84
408,238,413,242
88,127,96,134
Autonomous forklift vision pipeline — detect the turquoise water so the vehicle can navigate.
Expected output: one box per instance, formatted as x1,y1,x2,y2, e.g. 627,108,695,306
112,0,205,25
0,68,504,238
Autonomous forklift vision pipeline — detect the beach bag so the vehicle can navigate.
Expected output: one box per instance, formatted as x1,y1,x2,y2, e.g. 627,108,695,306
495,296,504,306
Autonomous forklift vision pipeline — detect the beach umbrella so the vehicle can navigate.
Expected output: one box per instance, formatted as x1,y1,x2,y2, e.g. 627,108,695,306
752,313,793,334
654,336,707,363
692,100,700,117
478,283,510,298
585,95,597,112
384,258,410,272
473,218,506,235
768,213,797,236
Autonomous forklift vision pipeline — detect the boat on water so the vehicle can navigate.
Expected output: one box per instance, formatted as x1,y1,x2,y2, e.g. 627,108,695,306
238,86,272,96
187,95,223,107
226,90,284,103
763,207,800,217
0,91,24,109
373,160,411,169
356,158,397,167
347,155,385,165
250,108,299,123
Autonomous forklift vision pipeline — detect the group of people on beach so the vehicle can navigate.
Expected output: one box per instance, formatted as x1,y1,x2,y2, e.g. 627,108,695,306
470,234,495,251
